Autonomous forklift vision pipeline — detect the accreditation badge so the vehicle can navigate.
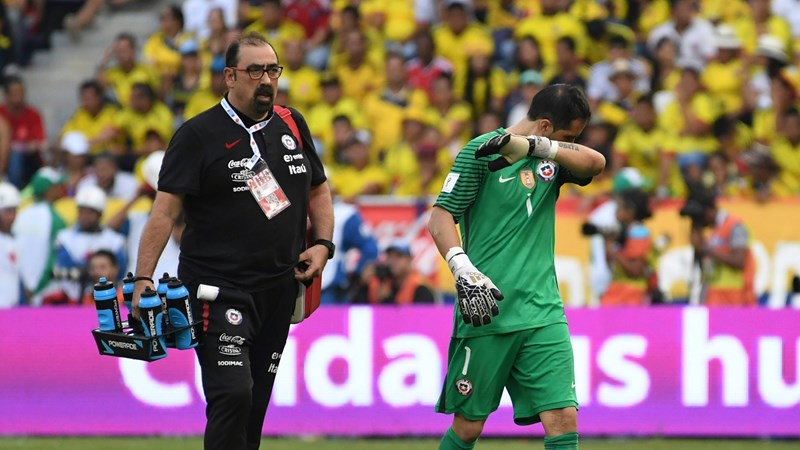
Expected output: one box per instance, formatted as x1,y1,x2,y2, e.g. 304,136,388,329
246,158,291,219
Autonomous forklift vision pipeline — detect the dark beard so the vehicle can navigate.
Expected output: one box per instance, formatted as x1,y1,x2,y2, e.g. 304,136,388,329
252,86,274,117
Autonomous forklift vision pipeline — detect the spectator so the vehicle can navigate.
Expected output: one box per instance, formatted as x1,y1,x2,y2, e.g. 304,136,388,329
511,36,546,82
738,149,789,201
363,52,429,157
76,152,138,202
658,61,723,192
595,59,643,127
306,73,366,163
649,37,680,95
513,0,587,68
583,18,638,65
733,0,793,58
332,28,385,102
242,0,305,58
13,167,66,305
647,0,716,68
283,0,332,70
143,5,195,79
328,130,389,200
600,189,657,306
199,7,233,60
98,82,174,169
433,0,493,80
182,0,237,42
79,249,122,305
545,37,589,91
329,5,385,70
507,70,544,127
1,75,45,189
456,48,509,118
406,29,454,102
0,181,20,307
701,25,746,116
60,80,119,156
753,67,797,146
484,0,526,69
682,188,756,306
586,34,650,110
430,73,472,156
320,196,379,304
772,107,800,194
58,131,91,196
280,38,322,113
97,33,159,108
163,39,206,122
364,239,435,304
745,34,789,114
52,185,127,304
382,106,442,196
183,55,227,122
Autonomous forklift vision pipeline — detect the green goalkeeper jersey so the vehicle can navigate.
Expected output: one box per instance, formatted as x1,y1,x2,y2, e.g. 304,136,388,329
435,129,591,338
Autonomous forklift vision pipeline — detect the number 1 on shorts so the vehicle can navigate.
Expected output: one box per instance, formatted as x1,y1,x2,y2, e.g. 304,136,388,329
462,346,472,375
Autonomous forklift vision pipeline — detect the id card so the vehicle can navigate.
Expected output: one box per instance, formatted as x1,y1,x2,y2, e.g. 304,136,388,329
246,159,291,219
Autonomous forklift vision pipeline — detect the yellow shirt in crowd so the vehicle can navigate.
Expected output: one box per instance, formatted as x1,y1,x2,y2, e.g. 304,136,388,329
514,11,587,67
433,23,494,79
113,101,174,153
281,66,322,114
243,20,306,60
329,164,390,198
771,137,800,194
362,88,429,157
103,64,159,107
701,58,746,115
60,104,119,155
183,88,221,122
142,31,195,77
306,98,367,164
658,93,722,154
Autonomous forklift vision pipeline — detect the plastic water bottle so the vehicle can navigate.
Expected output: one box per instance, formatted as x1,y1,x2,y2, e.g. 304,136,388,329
157,273,175,347
94,277,122,332
166,278,198,349
121,272,141,333
138,287,167,360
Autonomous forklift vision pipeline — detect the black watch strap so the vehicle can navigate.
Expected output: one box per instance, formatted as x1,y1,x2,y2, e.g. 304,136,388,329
314,239,335,259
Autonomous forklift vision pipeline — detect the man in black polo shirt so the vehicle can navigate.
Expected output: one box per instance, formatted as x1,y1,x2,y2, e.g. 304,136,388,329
131,33,334,450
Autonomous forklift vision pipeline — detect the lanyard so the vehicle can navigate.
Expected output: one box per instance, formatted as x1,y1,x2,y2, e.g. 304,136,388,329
220,98,271,170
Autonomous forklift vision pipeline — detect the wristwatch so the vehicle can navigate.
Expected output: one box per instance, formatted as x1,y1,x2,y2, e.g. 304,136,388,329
314,239,336,259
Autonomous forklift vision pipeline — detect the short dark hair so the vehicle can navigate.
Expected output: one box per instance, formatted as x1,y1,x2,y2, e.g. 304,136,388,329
557,37,576,53
166,5,184,29
3,75,22,92
79,79,104,96
526,84,591,131
90,249,118,267
225,32,277,68
131,82,155,101
115,32,136,48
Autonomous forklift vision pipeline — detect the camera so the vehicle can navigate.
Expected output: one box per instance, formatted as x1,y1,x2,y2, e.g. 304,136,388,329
375,263,392,280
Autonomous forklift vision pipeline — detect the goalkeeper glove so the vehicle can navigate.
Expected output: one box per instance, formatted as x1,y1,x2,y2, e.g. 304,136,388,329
474,133,559,171
446,247,504,327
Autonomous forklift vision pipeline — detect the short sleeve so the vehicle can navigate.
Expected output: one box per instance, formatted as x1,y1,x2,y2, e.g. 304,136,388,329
433,137,490,222
289,107,327,186
157,123,205,195
556,166,592,187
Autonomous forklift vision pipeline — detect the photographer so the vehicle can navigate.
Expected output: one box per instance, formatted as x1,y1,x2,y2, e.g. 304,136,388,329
681,188,756,306
597,189,658,306
364,239,435,305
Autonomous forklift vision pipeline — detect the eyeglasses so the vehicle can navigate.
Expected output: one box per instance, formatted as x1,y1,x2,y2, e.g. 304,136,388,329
229,64,283,80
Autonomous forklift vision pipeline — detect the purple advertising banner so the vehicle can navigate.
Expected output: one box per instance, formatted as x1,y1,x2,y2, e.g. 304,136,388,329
0,306,798,437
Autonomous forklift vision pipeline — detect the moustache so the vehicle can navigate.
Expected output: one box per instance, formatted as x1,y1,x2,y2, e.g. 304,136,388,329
254,87,274,97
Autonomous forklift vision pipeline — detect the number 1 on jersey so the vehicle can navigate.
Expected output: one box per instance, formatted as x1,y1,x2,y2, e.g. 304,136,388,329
462,346,472,375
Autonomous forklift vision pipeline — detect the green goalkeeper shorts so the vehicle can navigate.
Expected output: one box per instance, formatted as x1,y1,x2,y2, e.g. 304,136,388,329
435,322,578,425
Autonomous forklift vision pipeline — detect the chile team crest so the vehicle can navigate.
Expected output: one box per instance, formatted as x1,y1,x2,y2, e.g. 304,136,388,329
536,160,557,182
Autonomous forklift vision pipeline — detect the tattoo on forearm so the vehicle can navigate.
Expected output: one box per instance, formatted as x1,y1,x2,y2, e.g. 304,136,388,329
558,142,580,151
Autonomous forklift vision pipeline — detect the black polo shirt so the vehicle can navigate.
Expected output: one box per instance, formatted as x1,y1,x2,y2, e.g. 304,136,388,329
158,102,326,291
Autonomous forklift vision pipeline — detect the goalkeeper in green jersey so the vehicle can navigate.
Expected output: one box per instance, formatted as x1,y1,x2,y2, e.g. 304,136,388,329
428,84,605,450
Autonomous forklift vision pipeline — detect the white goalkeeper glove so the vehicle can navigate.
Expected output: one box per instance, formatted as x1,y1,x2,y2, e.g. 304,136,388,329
446,247,504,327
475,133,559,171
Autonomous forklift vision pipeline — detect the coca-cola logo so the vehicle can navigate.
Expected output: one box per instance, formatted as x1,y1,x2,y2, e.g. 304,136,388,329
228,158,250,169
219,333,245,345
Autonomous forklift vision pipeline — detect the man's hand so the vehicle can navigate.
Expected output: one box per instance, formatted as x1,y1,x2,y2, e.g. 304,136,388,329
475,133,556,171
131,280,155,320
447,247,503,327
295,244,329,286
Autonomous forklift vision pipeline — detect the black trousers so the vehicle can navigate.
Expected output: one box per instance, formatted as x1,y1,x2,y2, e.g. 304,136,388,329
192,275,297,450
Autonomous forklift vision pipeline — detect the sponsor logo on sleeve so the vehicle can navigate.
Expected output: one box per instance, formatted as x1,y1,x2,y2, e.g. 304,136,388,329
441,173,459,193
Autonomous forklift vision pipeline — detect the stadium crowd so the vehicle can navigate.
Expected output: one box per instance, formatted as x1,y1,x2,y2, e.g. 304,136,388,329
0,0,798,308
